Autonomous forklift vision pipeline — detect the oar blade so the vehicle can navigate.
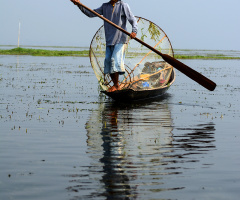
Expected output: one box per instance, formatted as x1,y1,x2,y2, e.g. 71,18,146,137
161,53,216,91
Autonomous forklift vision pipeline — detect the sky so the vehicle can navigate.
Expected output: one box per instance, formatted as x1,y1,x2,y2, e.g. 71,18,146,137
1,0,240,50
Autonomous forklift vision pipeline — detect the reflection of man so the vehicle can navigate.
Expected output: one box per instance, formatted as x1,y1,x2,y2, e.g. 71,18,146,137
70,0,138,92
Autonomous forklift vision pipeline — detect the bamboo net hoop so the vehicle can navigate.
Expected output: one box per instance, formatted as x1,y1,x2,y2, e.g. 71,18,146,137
89,17,174,91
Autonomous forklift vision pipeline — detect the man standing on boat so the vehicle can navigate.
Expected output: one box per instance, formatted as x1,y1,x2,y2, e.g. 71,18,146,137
70,0,138,92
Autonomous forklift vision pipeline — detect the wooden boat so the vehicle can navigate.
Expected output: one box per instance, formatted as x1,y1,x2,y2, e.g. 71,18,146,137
102,68,175,101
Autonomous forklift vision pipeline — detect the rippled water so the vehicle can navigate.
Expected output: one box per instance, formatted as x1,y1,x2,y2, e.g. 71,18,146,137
0,55,240,200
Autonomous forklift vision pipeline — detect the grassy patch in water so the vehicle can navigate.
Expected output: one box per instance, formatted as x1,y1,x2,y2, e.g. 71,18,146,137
0,47,89,57
174,54,240,60
1,47,239,59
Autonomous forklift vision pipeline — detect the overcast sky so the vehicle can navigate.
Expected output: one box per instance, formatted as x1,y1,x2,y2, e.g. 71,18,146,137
1,0,239,50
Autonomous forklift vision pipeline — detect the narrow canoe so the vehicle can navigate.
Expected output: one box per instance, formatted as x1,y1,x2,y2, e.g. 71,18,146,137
102,69,175,101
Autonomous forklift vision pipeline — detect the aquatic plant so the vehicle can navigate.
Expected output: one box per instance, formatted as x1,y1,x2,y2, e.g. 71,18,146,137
1,47,239,60
0,47,89,57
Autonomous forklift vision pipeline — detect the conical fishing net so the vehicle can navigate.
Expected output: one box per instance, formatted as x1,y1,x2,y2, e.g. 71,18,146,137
89,17,174,91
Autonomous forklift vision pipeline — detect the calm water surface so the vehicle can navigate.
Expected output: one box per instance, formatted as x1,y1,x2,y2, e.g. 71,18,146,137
0,55,240,200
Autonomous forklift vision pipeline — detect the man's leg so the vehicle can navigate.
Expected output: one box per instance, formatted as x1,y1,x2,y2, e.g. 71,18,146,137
105,44,126,92
104,46,115,92
109,72,120,92
107,44,126,92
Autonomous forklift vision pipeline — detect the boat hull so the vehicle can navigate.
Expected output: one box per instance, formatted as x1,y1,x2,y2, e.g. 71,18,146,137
102,69,176,101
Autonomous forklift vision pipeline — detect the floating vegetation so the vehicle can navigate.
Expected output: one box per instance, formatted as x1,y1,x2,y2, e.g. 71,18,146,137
0,47,89,57
1,47,239,60
174,54,240,60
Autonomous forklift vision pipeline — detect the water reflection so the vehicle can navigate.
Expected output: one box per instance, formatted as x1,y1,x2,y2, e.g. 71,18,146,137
66,96,216,199
171,123,216,162
98,104,137,199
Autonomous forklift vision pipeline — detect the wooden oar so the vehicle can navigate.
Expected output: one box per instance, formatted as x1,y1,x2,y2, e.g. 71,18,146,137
75,2,217,91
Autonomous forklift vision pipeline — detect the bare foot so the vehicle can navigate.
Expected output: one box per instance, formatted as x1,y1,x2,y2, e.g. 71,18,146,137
107,85,120,92
107,86,117,92
160,79,166,84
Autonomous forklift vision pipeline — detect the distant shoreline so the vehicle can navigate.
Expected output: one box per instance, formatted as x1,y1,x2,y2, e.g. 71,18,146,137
0,47,240,60
0,47,89,57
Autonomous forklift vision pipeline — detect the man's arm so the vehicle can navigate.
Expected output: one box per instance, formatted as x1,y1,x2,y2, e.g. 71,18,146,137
122,3,138,39
70,0,103,18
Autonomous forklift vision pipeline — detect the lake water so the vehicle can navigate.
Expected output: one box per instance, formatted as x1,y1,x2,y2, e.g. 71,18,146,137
0,55,240,200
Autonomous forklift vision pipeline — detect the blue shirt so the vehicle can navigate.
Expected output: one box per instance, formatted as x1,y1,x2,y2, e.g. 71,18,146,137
78,1,138,46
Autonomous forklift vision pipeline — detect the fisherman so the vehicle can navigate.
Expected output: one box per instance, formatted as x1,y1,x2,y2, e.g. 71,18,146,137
70,0,138,92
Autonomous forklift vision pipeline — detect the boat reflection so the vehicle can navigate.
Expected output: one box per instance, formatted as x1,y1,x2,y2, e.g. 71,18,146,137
98,104,137,199
66,96,216,199
84,96,174,199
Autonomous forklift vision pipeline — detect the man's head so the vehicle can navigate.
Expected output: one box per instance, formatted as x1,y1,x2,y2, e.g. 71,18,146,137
111,0,119,4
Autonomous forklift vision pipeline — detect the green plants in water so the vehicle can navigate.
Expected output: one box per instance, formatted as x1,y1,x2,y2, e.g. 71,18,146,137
0,47,89,57
1,47,239,60
174,54,240,60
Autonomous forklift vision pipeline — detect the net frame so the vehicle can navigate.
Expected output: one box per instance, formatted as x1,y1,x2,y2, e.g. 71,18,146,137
89,17,174,91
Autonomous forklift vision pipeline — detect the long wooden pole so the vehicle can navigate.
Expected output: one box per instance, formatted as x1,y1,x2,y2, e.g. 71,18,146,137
76,2,217,91
18,21,21,47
